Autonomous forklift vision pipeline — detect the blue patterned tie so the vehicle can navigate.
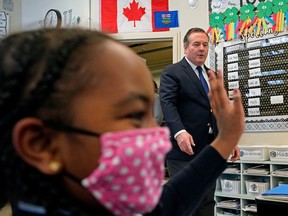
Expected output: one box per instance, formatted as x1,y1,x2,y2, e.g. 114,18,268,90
197,66,209,94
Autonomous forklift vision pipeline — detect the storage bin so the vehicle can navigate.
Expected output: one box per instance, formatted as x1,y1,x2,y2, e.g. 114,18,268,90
239,145,269,161
268,146,288,162
220,179,241,194
245,179,270,196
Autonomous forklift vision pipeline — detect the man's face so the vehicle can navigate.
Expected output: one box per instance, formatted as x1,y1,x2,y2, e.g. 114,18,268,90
184,32,209,66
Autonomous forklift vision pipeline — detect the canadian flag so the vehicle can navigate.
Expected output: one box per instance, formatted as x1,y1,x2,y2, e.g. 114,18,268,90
101,0,169,33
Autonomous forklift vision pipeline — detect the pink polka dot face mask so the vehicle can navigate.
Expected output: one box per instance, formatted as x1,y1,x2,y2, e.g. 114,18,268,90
81,127,172,216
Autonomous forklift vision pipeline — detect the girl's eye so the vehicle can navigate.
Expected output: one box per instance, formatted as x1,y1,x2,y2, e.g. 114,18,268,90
124,111,146,127
127,111,145,121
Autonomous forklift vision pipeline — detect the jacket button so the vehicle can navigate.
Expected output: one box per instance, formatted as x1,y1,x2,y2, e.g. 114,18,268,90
210,109,213,113
207,123,211,127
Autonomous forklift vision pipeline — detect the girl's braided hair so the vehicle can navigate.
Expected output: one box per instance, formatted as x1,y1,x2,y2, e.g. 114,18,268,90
0,28,115,215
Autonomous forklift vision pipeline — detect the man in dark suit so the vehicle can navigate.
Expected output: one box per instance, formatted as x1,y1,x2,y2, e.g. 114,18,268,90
159,27,240,216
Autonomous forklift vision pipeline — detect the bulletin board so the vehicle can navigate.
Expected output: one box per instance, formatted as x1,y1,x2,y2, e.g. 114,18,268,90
223,34,288,132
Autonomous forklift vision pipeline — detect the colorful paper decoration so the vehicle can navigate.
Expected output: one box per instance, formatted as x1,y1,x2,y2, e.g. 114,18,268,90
272,0,288,32
207,12,224,44
223,7,239,41
251,1,275,35
239,3,255,37
207,0,288,44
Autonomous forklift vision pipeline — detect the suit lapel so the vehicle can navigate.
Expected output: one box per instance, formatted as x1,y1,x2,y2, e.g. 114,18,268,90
181,58,210,104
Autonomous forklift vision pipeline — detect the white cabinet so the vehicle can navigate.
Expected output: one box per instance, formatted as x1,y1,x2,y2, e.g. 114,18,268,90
215,160,288,216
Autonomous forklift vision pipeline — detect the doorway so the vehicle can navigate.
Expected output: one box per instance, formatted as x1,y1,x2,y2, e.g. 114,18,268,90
127,40,173,78
113,31,181,83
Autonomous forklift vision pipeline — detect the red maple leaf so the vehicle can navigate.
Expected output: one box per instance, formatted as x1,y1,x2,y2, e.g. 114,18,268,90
123,0,146,27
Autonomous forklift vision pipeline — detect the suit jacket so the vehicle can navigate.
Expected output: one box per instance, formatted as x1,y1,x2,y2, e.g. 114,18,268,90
160,57,218,161
153,93,164,125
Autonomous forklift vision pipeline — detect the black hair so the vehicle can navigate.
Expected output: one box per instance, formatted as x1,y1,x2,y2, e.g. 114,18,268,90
183,27,209,46
0,28,116,215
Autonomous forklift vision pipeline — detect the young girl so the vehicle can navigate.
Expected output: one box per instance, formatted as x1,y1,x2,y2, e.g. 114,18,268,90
0,28,244,216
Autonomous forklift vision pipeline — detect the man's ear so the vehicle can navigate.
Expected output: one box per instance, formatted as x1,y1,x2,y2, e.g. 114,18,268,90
12,117,62,175
183,44,188,54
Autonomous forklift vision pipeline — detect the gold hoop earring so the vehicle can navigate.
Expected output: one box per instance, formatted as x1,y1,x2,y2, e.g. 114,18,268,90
49,161,62,172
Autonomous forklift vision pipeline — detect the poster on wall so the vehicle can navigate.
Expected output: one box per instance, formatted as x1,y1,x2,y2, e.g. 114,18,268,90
208,0,288,132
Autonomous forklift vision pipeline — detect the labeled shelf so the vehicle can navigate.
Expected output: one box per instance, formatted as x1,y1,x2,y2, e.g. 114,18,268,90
215,160,288,216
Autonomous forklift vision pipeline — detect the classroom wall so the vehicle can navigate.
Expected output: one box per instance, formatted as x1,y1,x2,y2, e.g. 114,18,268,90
0,0,90,34
0,0,287,146
21,0,90,30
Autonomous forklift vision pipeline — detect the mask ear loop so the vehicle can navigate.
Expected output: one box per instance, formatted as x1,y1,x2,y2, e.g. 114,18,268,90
42,121,100,185
47,160,82,184
61,169,83,184
42,120,100,137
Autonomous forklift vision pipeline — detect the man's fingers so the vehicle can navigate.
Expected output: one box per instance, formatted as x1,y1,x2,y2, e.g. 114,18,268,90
179,143,194,155
186,144,193,155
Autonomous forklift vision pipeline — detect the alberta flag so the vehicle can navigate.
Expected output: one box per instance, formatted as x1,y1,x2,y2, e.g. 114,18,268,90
101,0,169,33
154,10,179,28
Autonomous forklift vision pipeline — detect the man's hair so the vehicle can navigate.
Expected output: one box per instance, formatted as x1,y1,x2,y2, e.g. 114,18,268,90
183,27,209,46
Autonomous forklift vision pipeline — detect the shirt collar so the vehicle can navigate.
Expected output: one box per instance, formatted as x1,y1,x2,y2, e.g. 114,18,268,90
184,57,203,72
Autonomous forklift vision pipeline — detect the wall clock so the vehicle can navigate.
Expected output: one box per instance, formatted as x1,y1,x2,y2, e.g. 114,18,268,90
44,9,62,29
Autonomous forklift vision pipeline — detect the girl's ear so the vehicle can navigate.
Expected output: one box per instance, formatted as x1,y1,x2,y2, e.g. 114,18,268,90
12,117,62,175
